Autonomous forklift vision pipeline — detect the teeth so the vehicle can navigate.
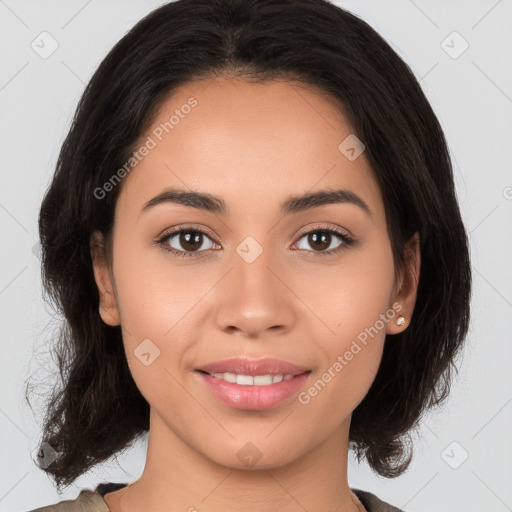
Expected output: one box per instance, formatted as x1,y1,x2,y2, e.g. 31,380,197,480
211,372,296,385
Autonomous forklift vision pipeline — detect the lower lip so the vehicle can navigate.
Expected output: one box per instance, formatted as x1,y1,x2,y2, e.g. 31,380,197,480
196,371,311,410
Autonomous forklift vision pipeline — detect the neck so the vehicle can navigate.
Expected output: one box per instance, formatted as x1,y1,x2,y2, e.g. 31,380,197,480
109,407,363,512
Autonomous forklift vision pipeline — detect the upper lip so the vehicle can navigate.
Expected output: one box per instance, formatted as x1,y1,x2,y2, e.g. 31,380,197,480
196,357,311,376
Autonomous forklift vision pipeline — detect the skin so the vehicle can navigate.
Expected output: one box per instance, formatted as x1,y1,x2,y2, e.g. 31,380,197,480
91,76,420,512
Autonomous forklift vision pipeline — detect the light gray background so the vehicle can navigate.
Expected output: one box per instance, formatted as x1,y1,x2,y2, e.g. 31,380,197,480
1,1,511,511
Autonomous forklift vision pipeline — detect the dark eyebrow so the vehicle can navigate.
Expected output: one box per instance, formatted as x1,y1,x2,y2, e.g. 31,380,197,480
281,189,371,217
140,187,371,217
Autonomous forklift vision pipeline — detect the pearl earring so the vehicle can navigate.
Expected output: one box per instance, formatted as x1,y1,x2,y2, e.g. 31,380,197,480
396,316,406,326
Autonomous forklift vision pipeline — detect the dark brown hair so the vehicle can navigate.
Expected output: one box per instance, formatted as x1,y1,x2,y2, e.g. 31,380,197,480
26,0,471,491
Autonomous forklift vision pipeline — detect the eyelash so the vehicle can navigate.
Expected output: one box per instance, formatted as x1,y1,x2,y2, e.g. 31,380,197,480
155,224,355,259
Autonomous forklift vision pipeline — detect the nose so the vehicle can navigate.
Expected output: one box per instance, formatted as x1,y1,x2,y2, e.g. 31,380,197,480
214,245,296,338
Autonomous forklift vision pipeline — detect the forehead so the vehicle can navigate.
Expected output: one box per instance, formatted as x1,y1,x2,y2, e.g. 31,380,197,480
117,77,384,222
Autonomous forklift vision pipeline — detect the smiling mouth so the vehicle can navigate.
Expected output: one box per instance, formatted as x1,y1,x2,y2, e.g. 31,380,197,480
195,369,311,386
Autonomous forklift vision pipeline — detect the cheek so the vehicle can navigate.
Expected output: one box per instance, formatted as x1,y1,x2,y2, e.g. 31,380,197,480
299,236,395,407
110,234,208,402
294,232,396,347
112,231,208,340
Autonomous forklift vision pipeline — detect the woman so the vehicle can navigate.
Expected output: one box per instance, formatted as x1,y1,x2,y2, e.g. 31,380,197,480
28,0,471,510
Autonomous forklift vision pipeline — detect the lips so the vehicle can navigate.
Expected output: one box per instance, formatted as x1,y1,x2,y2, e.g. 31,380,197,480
196,364,312,410
196,357,311,377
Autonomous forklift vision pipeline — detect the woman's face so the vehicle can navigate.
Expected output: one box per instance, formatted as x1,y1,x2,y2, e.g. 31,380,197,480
92,76,418,470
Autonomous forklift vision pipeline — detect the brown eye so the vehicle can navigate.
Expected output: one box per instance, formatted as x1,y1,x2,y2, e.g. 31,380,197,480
157,225,354,259
294,228,351,255
158,228,217,257
174,230,205,252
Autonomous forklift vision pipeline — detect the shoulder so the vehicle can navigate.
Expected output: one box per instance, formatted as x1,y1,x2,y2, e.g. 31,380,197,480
26,482,128,512
26,489,109,512
352,488,406,512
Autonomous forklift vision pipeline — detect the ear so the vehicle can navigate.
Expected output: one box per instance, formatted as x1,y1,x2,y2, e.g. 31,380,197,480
90,231,120,326
386,231,421,335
